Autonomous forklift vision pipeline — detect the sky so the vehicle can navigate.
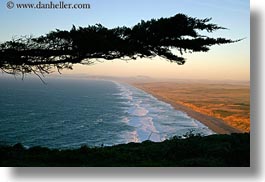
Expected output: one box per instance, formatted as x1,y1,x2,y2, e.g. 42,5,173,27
0,0,250,81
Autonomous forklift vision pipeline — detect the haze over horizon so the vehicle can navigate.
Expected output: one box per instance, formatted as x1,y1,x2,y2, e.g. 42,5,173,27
0,0,250,81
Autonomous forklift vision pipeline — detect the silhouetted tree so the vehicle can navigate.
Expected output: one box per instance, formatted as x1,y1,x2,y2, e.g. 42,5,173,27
0,14,240,79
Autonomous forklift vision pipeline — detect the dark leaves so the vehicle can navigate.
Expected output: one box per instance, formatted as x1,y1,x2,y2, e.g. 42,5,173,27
0,13,238,76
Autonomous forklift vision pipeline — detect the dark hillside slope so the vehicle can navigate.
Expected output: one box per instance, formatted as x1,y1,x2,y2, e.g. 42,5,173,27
0,133,250,167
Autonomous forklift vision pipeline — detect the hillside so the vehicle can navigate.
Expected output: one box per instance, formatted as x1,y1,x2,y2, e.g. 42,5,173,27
0,133,250,167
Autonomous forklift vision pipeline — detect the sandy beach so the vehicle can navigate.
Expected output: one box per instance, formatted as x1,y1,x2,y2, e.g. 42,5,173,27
129,81,249,134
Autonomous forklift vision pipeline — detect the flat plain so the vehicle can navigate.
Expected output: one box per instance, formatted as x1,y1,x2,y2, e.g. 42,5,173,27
131,81,250,133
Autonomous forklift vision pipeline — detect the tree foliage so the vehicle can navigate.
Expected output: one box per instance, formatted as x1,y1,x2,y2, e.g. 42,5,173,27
0,14,239,78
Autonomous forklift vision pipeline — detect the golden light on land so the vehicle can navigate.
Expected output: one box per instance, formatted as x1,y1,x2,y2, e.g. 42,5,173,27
133,82,250,132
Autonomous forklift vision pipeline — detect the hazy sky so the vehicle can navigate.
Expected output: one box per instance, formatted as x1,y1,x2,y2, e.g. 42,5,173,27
0,0,250,81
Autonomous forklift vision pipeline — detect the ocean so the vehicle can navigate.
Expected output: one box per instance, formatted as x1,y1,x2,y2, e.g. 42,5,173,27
0,77,214,148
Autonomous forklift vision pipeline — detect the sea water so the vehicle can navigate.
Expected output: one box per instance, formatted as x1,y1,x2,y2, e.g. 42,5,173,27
0,77,214,148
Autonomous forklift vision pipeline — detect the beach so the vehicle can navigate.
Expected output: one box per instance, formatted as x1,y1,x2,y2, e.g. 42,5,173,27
129,81,249,134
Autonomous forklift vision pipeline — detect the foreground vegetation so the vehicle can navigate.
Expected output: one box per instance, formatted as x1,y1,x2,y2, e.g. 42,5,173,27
0,133,250,167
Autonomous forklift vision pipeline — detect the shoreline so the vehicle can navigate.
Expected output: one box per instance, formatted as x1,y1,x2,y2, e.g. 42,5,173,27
130,83,241,134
